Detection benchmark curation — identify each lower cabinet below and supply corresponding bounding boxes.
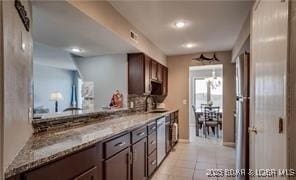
[147,150,157,177]
[73,166,98,180]
[132,138,147,180]
[23,146,97,180]
[104,147,131,180]
[7,112,180,180]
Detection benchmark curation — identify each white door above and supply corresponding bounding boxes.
[250,0,288,178]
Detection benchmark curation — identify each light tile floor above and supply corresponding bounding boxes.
[151,127,235,180]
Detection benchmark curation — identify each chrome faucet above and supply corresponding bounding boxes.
[145,95,156,112]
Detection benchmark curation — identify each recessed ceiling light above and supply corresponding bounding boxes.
[175,21,185,28]
[183,43,196,48]
[71,47,82,53]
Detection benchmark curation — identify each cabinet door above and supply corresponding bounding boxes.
[105,148,131,180]
[132,138,147,180]
[157,64,163,82]
[74,167,98,180]
[24,147,97,180]
[128,54,145,94]
[144,56,151,94]
[147,150,157,177]
[162,67,168,96]
[151,60,158,81]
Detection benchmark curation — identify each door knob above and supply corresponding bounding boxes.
[248,126,257,134]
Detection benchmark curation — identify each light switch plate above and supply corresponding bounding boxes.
[28,107,32,123]
[182,99,187,105]
[21,31,26,52]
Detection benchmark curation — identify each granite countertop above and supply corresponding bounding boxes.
[33,107,130,123]
[5,110,177,179]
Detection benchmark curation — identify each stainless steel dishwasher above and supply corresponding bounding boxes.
[157,117,166,166]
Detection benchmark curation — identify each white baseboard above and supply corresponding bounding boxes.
[179,139,190,143]
[222,141,235,147]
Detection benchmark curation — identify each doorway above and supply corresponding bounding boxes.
[189,64,223,142]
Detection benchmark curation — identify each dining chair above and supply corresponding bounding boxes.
[200,104,208,112]
[203,106,219,138]
[192,105,204,136]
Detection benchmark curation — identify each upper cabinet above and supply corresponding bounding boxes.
[162,67,168,96]
[128,53,168,96]
[157,64,163,82]
[128,53,150,95]
[151,60,158,81]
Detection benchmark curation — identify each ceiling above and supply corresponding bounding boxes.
[33,42,77,70]
[32,1,137,57]
[110,1,253,55]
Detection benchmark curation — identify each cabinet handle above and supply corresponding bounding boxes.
[151,160,157,165]
[151,126,156,130]
[115,142,126,147]
[150,140,156,145]
[137,132,145,136]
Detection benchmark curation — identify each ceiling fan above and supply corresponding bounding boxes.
[192,53,221,64]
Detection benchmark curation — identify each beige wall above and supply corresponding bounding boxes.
[232,12,251,62]
[67,1,167,66]
[2,1,33,171]
[165,51,236,143]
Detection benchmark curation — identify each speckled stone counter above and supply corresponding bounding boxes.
[5,110,177,179]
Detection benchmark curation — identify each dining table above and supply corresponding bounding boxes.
[195,107,223,137]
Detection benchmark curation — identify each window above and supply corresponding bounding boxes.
[211,79,223,109]
[194,78,208,110]
[194,78,223,111]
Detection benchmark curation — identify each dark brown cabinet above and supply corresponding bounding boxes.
[24,146,98,180]
[144,56,151,94]
[7,113,179,180]
[132,126,147,144]
[105,147,131,180]
[162,67,168,96]
[157,64,163,82]
[151,60,158,81]
[128,53,150,95]
[132,138,147,180]
[128,53,168,96]
[147,150,157,177]
[74,167,98,180]
[147,132,157,155]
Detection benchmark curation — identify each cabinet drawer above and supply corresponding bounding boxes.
[104,133,130,159]
[147,121,157,134]
[148,132,156,155]
[148,150,157,177]
[74,166,98,180]
[132,126,147,143]
[24,146,96,180]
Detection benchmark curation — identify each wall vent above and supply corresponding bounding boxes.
[130,30,138,43]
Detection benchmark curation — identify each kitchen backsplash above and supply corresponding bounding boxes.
[127,94,147,111]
